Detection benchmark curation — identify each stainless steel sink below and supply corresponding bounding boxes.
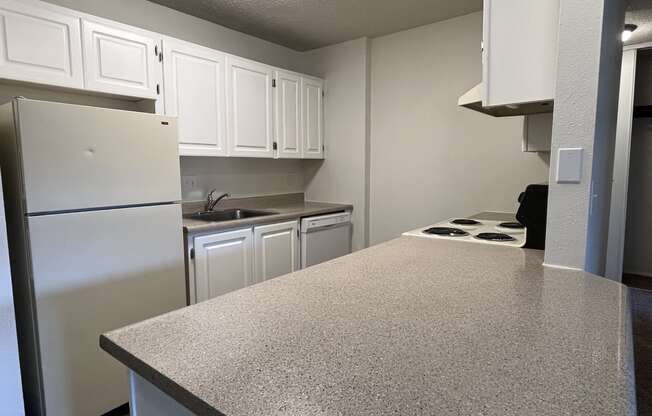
[185,208,277,222]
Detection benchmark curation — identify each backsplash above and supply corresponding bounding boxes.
[179,156,308,201]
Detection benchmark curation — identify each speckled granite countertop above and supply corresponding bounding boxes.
[182,193,352,234]
[101,234,636,415]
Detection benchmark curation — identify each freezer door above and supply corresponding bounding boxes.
[27,204,186,415]
[16,99,181,214]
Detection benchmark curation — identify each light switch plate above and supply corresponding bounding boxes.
[556,147,583,183]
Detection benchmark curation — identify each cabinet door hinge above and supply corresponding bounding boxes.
[272,79,276,88]
[190,248,195,259]
[156,84,160,95]
[273,141,278,150]
[322,90,325,98]
[159,52,163,62]
[154,45,158,56]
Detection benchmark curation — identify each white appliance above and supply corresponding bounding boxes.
[0,169,25,415]
[0,99,186,416]
[300,212,352,268]
[403,218,527,248]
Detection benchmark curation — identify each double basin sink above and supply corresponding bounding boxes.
[185,208,277,222]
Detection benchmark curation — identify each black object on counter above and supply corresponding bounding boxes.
[516,184,549,250]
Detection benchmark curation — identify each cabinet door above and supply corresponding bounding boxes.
[274,70,301,159]
[483,0,559,106]
[82,20,160,98]
[163,39,226,156]
[254,220,299,283]
[226,56,274,158]
[194,228,253,303]
[0,0,83,89]
[301,76,324,159]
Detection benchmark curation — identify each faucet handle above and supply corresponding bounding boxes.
[205,189,217,212]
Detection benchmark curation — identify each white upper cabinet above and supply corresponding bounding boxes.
[274,70,301,159]
[0,0,326,159]
[301,76,324,159]
[253,220,299,283]
[0,0,83,89]
[482,0,559,107]
[163,39,226,156]
[82,19,161,99]
[226,56,275,158]
[193,228,253,303]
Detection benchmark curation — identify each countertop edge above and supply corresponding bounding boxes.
[100,334,224,416]
[182,202,353,235]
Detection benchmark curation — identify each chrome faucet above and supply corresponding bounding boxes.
[204,189,230,212]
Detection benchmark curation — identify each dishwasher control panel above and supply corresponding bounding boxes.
[302,211,351,230]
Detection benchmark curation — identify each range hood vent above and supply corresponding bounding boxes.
[458,83,553,117]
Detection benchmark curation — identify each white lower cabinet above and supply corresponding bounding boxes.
[253,220,299,283]
[191,220,299,303]
[193,228,253,303]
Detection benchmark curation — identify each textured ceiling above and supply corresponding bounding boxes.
[625,0,652,45]
[147,0,483,51]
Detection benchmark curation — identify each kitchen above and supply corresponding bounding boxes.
[0,0,646,415]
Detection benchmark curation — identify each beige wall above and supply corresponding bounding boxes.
[369,12,550,244]
[302,38,371,251]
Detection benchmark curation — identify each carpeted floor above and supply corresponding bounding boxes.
[629,285,652,416]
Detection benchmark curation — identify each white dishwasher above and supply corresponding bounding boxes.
[300,211,352,268]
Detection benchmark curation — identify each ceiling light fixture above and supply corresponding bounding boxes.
[622,24,637,42]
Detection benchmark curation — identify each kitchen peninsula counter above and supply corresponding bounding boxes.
[101,235,636,415]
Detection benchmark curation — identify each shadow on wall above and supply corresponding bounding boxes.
[0,83,152,112]
[538,151,551,167]
[302,159,326,193]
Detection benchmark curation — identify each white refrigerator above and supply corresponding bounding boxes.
[0,98,187,416]
[0,169,25,415]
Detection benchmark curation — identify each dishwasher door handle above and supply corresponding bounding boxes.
[302,222,351,233]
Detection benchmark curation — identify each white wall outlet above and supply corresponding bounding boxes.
[556,147,583,183]
[182,175,198,191]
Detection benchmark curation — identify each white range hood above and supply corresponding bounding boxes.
[458,83,554,117]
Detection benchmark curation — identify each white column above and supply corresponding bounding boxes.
[544,0,626,275]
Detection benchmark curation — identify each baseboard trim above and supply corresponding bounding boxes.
[624,270,652,278]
